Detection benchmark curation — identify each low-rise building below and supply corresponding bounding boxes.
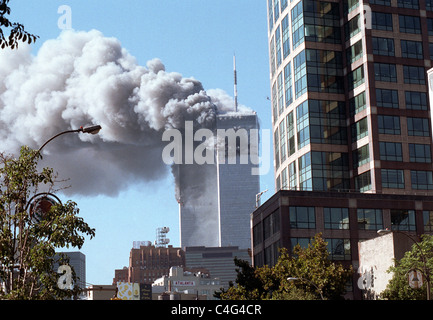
[358,231,414,299]
[152,266,221,300]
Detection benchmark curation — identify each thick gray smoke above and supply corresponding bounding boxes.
[0,29,250,197]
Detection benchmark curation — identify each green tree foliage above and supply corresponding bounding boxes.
[381,234,433,300]
[0,0,38,49]
[0,146,95,299]
[218,234,353,300]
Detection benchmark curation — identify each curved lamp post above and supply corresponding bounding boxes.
[36,125,102,155]
[287,277,324,300]
[377,228,431,300]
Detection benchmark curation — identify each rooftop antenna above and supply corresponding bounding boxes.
[233,53,238,113]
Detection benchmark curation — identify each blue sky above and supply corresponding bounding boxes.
[7,1,274,285]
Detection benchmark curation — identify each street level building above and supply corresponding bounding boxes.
[251,189,433,299]
[152,266,221,300]
[184,246,252,289]
[358,231,414,299]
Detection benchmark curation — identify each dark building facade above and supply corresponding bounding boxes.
[251,189,433,298]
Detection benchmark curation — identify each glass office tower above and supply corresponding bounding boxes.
[268,0,433,196]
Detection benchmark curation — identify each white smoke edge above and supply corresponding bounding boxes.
[0,29,256,198]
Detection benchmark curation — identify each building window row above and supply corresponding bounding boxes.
[381,169,433,190]
[289,206,422,232]
[377,115,430,137]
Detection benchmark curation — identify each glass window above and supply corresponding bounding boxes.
[344,0,360,13]
[370,0,391,4]
[391,209,416,231]
[272,82,278,123]
[275,26,282,68]
[287,111,295,156]
[292,0,304,49]
[379,141,403,161]
[405,91,427,110]
[403,65,426,84]
[278,72,284,115]
[411,170,433,190]
[357,209,383,230]
[403,66,425,84]
[298,152,312,190]
[355,171,371,192]
[304,1,341,44]
[398,0,419,9]
[268,0,274,33]
[290,238,312,251]
[372,37,394,57]
[429,43,433,60]
[376,89,398,108]
[409,143,431,163]
[428,0,433,11]
[382,169,405,188]
[274,129,280,169]
[372,12,393,31]
[345,14,361,40]
[350,91,366,115]
[348,66,364,90]
[324,208,349,229]
[289,160,297,189]
[351,117,368,141]
[308,99,347,145]
[347,40,363,65]
[407,117,430,136]
[296,100,310,149]
[326,238,351,260]
[289,206,315,229]
[401,40,423,59]
[279,119,287,162]
[284,63,293,108]
[353,144,370,168]
[428,18,433,35]
[399,15,421,34]
[274,0,280,22]
[294,50,307,98]
[282,14,291,59]
[305,49,344,94]
[423,211,433,232]
[309,151,350,191]
[374,63,397,82]
[378,115,400,135]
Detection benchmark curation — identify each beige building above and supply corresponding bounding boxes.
[152,266,222,300]
[358,231,414,299]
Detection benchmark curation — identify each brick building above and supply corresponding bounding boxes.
[112,244,185,285]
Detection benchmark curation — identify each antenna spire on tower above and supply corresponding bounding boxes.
[233,53,238,113]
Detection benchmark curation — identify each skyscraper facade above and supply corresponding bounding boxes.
[177,113,260,249]
[268,0,433,196]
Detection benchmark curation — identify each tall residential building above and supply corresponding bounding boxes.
[268,0,433,195]
[177,113,260,249]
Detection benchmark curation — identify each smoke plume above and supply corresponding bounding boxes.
[0,29,250,197]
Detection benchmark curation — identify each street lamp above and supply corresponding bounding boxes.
[36,125,102,155]
[377,228,431,300]
[287,277,324,300]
